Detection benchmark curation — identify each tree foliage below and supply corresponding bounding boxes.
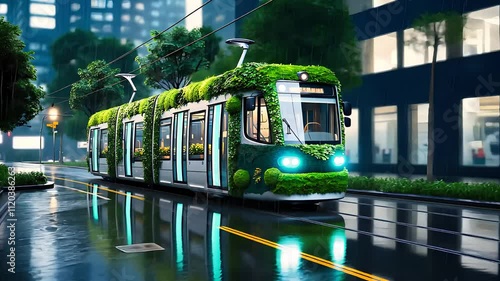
[69,60,124,117]
[239,0,361,89]
[409,11,466,181]
[136,26,221,90]
[48,29,150,140]
[0,17,45,131]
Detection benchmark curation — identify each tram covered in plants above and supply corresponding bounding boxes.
[87,40,352,201]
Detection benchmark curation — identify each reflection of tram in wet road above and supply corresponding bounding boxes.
[87,181,353,281]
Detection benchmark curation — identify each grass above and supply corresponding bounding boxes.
[43,161,87,168]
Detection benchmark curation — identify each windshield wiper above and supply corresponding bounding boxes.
[282,118,303,145]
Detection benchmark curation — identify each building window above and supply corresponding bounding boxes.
[135,2,145,10]
[71,3,80,11]
[159,118,171,160]
[345,109,359,164]
[91,0,107,8]
[346,0,396,15]
[152,20,159,27]
[100,129,108,158]
[409,104,428,165]
[29,43,41,50]
[245,96,272,144]
[102,24,112,33]
[122,0,131,9]
[107,0,113,8]
[122,14,130,22]
[362,32,397,74]
[404,27,447,67]
[91,12,103,21]
[189,112,205,160]
[462,96,499,167]
[134,15,145,24]
[0,4,8,14]
[373,106,397,164]
[30,3,56,16]
[70,15,81,23]
[464,6,500,57]
[30,16,56,29]
[105,13,113,21]
[134,122,144,161]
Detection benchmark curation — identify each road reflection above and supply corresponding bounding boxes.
[85,182,349,281]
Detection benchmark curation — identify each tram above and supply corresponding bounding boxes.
[87,39,352,201]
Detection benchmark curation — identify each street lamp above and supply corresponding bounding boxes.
[39,107,59,164]
[115,73,137,104]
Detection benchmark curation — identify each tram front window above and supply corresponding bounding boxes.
[302,102,340,144]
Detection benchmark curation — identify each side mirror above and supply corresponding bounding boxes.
[342,101,352,116]
[344,117,351,128]
[245,97,256,111]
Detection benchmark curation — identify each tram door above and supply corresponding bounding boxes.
[173,111,188,183]
[124,122,133,177]
[89,128,99,172]
[207,104,228,190]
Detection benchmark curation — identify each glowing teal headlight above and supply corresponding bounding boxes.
[333,156,345,166]
[279,156,301,169]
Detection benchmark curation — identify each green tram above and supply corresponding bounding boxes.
[87,41,352,202]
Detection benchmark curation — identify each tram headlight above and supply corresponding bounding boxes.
[279,156,301,169]
[333,156,345,167]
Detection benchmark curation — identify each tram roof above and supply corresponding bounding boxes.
[88,62,340,128]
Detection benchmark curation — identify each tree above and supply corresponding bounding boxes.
[136,26,221,90]
[69,60,124,117]
[409,12,466,181]
[48,29,150,140]
[0,17,45,131]
[240,0,361,89]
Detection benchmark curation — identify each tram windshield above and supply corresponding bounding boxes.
[277,81,341,145]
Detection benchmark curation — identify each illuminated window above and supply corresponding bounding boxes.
[29,43,41,50]
[134,15,144,24]
[462,96,500,167]
[107,0,113,8]
[91,12,103,21]
[102,24,112,33]
[345,109,359,164]
[100,129,108,158]
[71,3,80,11]
[134,122,144,161]
[0,4,8,14]
[122,0,131,9]
[122,14,130,21]
[159,119,171,160]
[105,13,113,21]
[245,96,272,143]
[70,15,81,23]
[189,112,205,160]
[30,3,56,16]
[136,2,145,10]
[464,6,500,56]
[373,106,397,164]
[30,16,56,29]
[409,104,428,165]
[362,32,397,74]
[91,0,106,8]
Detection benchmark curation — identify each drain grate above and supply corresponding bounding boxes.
[115,243,165,253]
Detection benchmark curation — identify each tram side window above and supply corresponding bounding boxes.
[134,122,144,161]
[189,112,205,160]
[159,118,171,160]
[100,129,108,158]
[245,96,272,143]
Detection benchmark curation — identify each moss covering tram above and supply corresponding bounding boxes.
[87,62,352,201]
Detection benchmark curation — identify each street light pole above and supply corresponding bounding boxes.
[53,127,56,163]
[39,115,47,164]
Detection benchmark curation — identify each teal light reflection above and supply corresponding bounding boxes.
[331,229,346,264]
[176,203,184,272]
[125,192,132,245]
[92,184,99,221]
[277,237,301,274]
[211,212,222,281]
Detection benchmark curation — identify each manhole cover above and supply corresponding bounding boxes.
[115,243,165,253]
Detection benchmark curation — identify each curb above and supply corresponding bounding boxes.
[1,181,55,192]
[347,189,500,209]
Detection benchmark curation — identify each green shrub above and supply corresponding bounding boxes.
[348,176,500,202]
[233,169,250,189]
[0,164,8,186]
[264,168,281,187]
[226,96,242,114]
[273,170,348,195]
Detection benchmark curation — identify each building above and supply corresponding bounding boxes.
[342,0,500,178]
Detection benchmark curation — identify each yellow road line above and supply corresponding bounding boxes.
[51,176,145,201]
[220,226,389,281]
[57,185,111,201]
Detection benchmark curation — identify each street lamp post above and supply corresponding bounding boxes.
[39,107,59,164]
[39,115,47,164]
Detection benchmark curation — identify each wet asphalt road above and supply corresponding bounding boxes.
[0,163,499,281]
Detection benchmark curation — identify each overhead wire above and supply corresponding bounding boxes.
[43,0,213,100]
[49,0,275,109]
